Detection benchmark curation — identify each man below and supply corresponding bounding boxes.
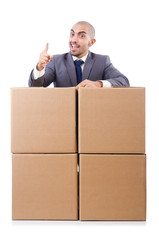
[28,21,129,88]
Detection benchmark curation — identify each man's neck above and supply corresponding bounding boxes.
[72,52,89,62]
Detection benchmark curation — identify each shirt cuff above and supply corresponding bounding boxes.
[100,80,112,88]
[32,65,45,80]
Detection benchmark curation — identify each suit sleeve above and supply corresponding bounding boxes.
[28,58,56,87]
[104,56,130,87]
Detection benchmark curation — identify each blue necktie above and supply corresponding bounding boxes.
[74,60,84,84]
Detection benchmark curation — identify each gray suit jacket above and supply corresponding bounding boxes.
[28,51,129,87]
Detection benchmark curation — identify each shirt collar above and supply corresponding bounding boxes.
[72,52,88,63]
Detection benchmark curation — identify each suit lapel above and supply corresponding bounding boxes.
[82,52,95,80]
[65,51,95,86]
[65,52,77,86]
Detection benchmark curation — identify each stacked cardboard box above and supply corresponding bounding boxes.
[11,87,78,220]
[78,88,146,220]
[11,87,146,220]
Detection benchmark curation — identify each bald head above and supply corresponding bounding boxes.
[69,21,96,58]
[74,21,95,39]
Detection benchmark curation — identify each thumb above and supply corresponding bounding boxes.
[49,55,53,60]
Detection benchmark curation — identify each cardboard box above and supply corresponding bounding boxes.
[11,87,77,153]
[78,88,145,153]
[12,154,78,220]
[79,154,146,221]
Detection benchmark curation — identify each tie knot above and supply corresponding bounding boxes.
[74,60,84,66]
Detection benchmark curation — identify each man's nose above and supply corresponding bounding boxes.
[72,34,78,42]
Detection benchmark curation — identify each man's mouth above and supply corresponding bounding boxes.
[71,44,79,50]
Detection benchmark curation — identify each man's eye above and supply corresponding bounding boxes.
[80,34,84,38]
[70,32,74,37]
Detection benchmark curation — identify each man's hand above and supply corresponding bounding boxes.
[37,43,53,71]
[76,79,103,89]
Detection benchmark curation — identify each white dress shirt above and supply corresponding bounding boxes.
[33,53,112,88]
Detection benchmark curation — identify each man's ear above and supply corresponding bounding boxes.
[89,39,96,47]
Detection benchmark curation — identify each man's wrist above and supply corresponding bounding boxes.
[100,80,112,88]
[33,64,45,80]
[36,63,44,71]
[97,80,103,87]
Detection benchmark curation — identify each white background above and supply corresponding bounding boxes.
[0,0,159,239]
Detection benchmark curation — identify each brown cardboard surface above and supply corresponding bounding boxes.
[12,154,78,220]
[79,154,146,221]
[11,87,77,153]
[78,87,145,153]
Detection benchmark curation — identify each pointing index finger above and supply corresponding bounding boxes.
[45,42,49,52]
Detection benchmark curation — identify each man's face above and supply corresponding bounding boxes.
[69,24,95,58]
